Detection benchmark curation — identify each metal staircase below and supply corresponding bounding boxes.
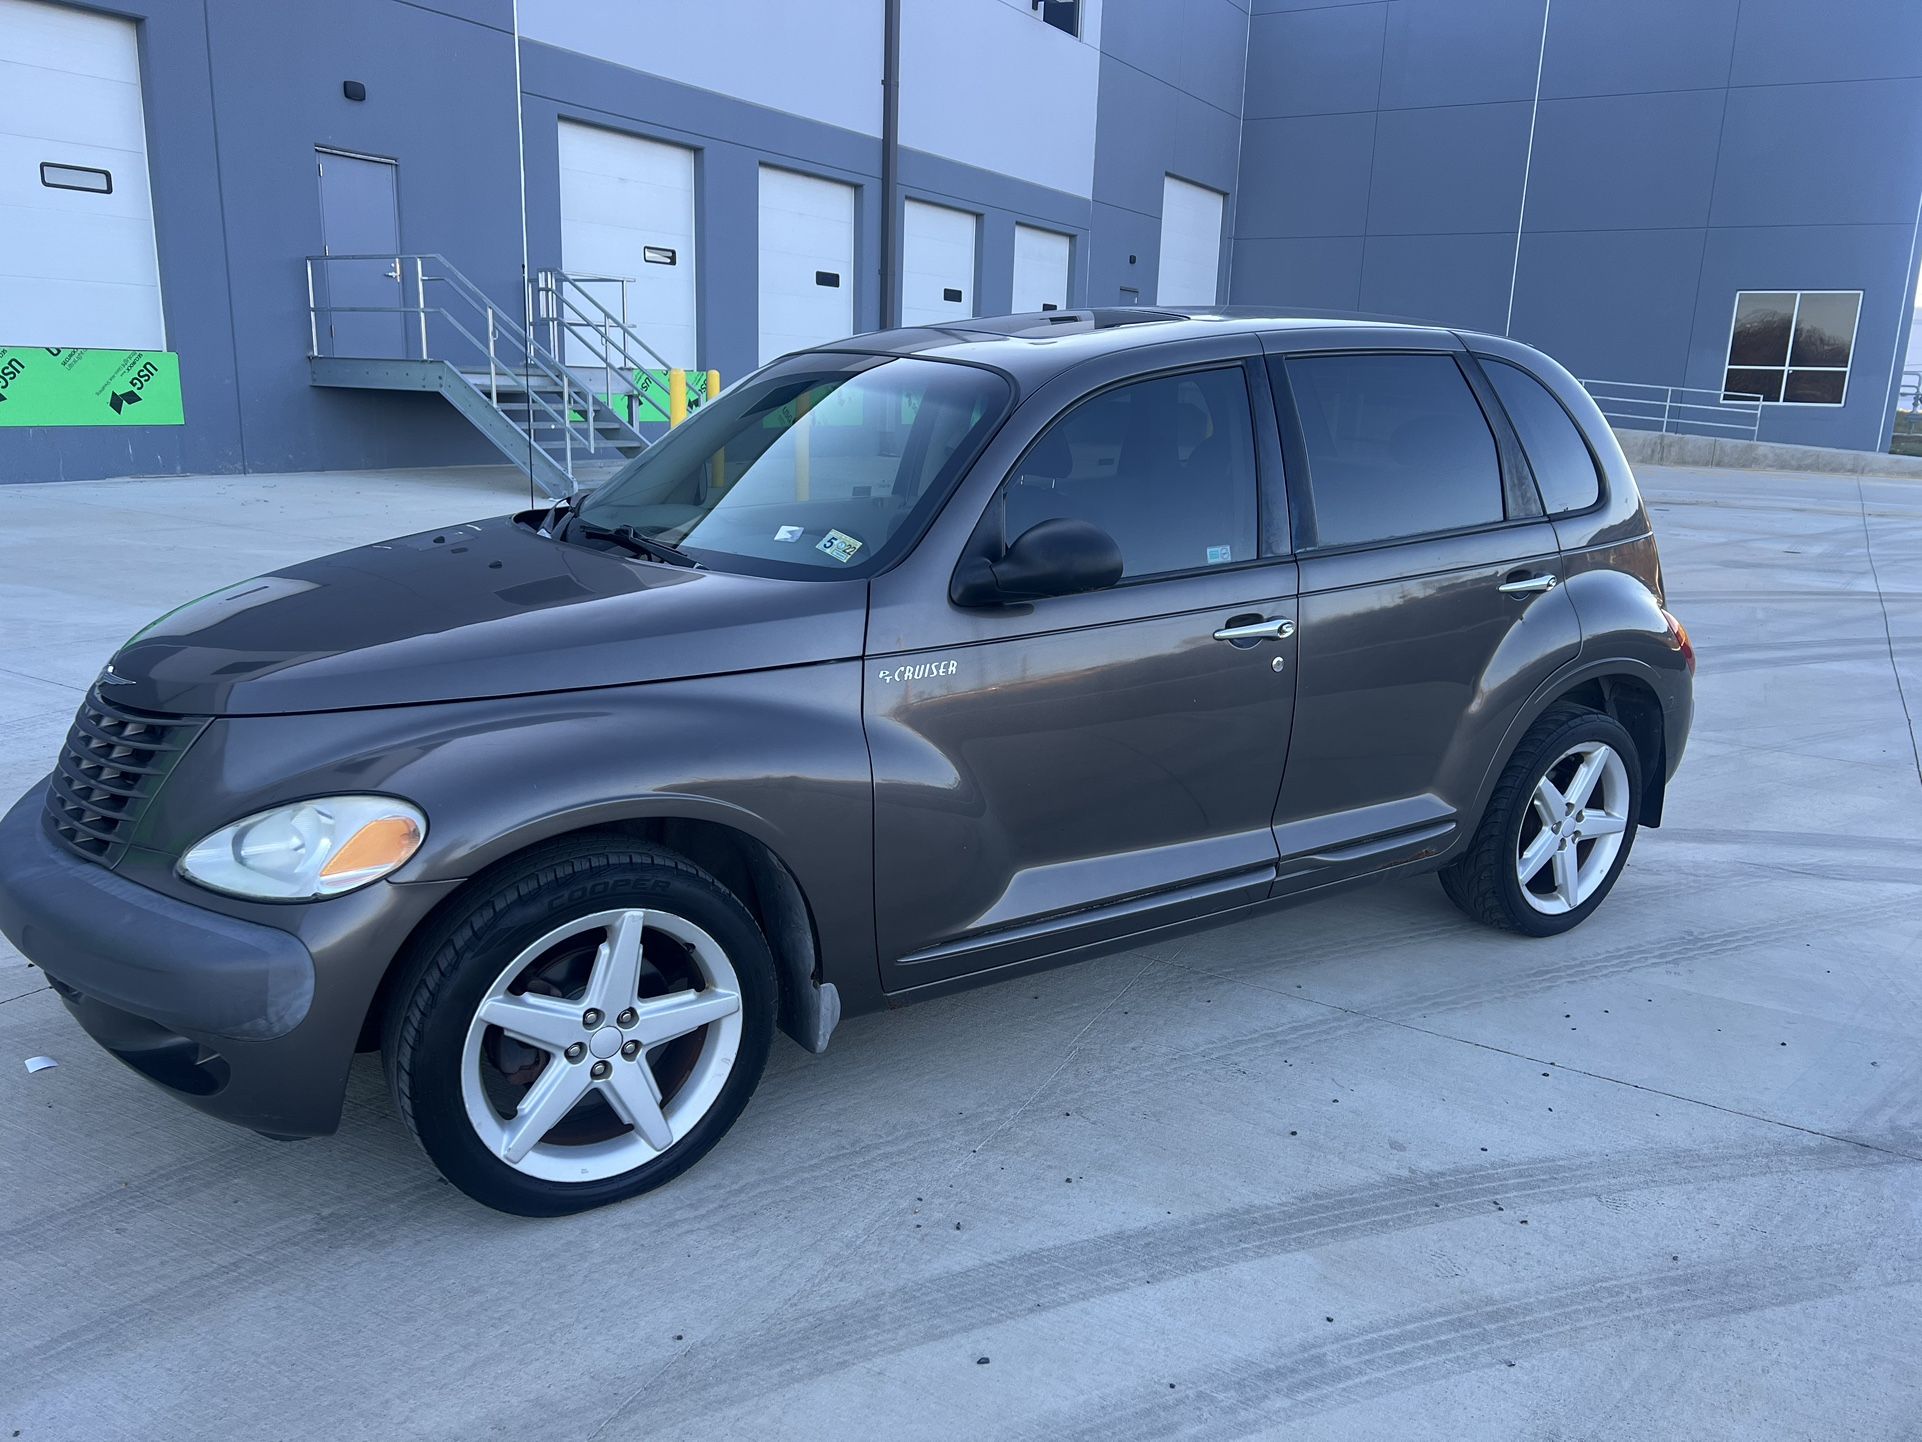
[305,254,663,498]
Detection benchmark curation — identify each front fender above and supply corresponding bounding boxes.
[123,665,881,1015]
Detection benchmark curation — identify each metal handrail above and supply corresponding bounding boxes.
[1579,378,1764,441]
[306,253,642,486]
[535,269,675,402]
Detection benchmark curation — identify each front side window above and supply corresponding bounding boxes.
[1484,359,1602,516]
[1724,290,1861,406]
[996,366,1258,580]
[577,355,1010,578]
[1283,353,1505,549]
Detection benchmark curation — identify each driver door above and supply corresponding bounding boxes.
[865,342,1299,992]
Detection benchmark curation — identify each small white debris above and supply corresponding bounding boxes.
[24,1056,57,1074]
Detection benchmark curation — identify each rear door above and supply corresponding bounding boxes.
[1264,334,1581,891]
[866,338,1298,991]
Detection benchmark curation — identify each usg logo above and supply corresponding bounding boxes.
[0,356,23,403]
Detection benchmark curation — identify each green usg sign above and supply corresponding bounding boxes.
[0,347,185,427]
[630,368,709,425]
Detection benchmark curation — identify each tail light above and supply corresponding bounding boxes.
[1660,608,1694,675]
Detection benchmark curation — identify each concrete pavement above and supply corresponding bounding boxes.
[0,462,1917,1439]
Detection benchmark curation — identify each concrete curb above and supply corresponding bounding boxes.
[1613,427,1922,481]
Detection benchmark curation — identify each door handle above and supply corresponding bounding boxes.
[1213,617,1296,643]
[1498,573,1558,596]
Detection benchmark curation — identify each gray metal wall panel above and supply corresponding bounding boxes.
[1087,199,1162,305]
[1360,231,1514,332]
[1377,0,1544,109]
[1243,3,1384,118]
[1229,235,1363,309]
[1730,0,1922,86]
[1365,102,1532,236]
[1524,89,1726,233]
[1711,78,1922,229]
[1509,227,1708,385]
[1235,113,1375,238]
[1539,0,1739,98]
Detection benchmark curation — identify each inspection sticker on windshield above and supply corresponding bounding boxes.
[774,525,804,543]
[817,529,863,564]
[1207,544,1232,565]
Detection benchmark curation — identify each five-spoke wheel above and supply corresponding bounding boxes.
[1441,705,1644,936]
[384,842,774,1215]
[461,908,745,1180]
[1514,740,1631,915]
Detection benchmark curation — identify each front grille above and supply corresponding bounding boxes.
[44,688,207,865]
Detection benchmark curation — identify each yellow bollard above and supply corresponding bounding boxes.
[794,387,814,500]
[668,368,688,426]
[706,369,721,403]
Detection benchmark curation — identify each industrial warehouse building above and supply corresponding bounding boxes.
[1,0,1918,487]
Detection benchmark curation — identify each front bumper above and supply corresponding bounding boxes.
[0,782,455,1138]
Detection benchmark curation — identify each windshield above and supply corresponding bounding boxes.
[574,354,1011,579]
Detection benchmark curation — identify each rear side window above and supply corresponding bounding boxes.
[1282,353,1504,549]
[1484,359,1602,515]
[999,366,1258,579]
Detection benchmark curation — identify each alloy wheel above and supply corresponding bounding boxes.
[459,908,744,1182]
[1515,740,1631,915]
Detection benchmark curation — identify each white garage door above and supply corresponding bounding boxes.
[0,0,163,348]
[1011,224,1072,313]
[558,121,698,370]
[758,166,855,365]
[1156,175,1225,306]
[900,199,976,327]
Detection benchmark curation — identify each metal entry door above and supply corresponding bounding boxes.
[316,150,404,358]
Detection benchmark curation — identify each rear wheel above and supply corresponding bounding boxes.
[383,843,775,1215]
[1440,706,1643,936]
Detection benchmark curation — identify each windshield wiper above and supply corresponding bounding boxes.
[566,514,700,568]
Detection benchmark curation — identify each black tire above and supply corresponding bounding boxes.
[381,838,775,1216]
[1440,705,1644,937]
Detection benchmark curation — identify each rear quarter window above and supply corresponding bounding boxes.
[1483,358,1603,516]
[1281,352,1505,549]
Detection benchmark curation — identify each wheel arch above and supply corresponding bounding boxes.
[358,813,839,1059]
[1463,658,1675,851]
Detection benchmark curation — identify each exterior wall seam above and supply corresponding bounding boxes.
[1504,0,1553,335]
[1676,0,1742,402]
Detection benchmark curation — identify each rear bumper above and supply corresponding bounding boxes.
[0,781,456,1138]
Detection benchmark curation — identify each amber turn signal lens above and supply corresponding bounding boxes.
[320,814,424,884]
[1660,607,1695,675]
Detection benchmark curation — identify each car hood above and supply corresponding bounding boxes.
[103,515,870,716]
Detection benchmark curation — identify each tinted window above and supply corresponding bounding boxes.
[1485,359,1601,515]
[999,366,1257,579]
[1723,289,1860,407]
[1284,353,1503,549]
[580,355,1008,579]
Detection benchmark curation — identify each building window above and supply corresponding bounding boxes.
[1723,290,1861,406]
[1032,0,1080,37]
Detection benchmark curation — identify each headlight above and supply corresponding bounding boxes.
[178,796,426,900]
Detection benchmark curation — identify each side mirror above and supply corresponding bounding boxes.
[951,517,1124,606]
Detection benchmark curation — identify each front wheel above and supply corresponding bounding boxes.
[1440,705,1643,936]
[382,843,775,1216]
